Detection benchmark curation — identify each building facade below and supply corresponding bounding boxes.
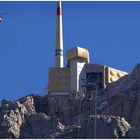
[48,46,128,95]
[47,2,128,95]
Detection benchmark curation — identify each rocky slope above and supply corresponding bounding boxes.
[0,96,131,138]
[1,63,140,138]
[102,63,140,138]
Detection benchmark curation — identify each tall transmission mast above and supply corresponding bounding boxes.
[55,1,64,68]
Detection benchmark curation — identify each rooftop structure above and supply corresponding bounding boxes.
[67,47,90,63]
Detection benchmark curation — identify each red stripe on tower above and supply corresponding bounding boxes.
[57,1,61,16]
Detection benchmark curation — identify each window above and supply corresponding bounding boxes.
[86,72,103,91]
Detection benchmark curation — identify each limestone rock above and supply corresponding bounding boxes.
[20,113,64,139]
[103,63,140,127]
[56,115,132,139]
[0,96,35,138]
[18,96,36,114]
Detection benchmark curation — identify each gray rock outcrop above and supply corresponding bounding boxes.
[20,113,65,138]
[103,64,140,126]
[56,115,131,138]
[0,100,28,138]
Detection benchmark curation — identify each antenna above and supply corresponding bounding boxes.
[55,1,64,68]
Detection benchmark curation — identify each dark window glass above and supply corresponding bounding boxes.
[86,72,103,92]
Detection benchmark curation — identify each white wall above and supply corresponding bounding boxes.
[70,59,85,92]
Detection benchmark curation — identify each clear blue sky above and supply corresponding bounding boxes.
[0,1,140,100]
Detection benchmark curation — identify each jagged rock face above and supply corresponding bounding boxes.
[103,63,140,128]
[18,96,36,114]
[0,96,36,138]
[56,115,131,139]
[33,93,92,122]
[0,101,26,138]
[0,96,65,139]
[33,95,77,121]
[44,96,75,121]
[20,113,64,138]
[0,95,133,139]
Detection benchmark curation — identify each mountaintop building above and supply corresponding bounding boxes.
[47,1,128,96]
